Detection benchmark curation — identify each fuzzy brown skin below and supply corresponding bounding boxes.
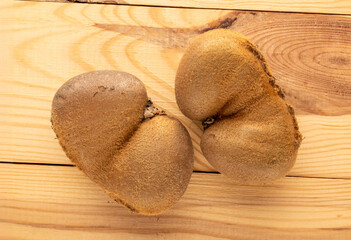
[175,29,301,184]
[52,70,194,215]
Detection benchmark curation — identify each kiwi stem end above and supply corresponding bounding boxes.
[143,98,166,120]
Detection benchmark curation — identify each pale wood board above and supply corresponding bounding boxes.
[32,0,351,15]
[1,1,351,177]
[1,163,351,239]
[2,1,351,239]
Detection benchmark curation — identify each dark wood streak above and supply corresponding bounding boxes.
[198,12,238,33]
[94,11,239,48]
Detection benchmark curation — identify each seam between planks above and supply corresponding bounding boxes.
[2,161,351,181]
[21,0,351,17]
[0,161,74,167]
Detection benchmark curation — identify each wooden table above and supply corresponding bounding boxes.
[1,0,351,239]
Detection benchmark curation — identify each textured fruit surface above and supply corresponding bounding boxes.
[175,29,301,184]
[52,70,194,215]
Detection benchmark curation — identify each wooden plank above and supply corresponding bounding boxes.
[2,113,351,178]
[1,1,351,176]
[1,163,351,239]
[32,0,351,15]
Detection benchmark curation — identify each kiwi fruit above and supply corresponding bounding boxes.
[175,29,302,184]
[51,70,194,215]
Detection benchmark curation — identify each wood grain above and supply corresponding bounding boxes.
[1,163,351,239]
[33,0,351,15]
[1,1,351,176]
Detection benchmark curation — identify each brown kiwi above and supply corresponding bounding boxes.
[51,70,194,215]
[175,29,302,184]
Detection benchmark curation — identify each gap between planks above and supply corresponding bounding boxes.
[24,0,351,16]
[1,161,351,181]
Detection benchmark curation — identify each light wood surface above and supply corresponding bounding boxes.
[37,0,351,15]
[1,1,351,177]
[2,1,351,239]
[1,163,351,239]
